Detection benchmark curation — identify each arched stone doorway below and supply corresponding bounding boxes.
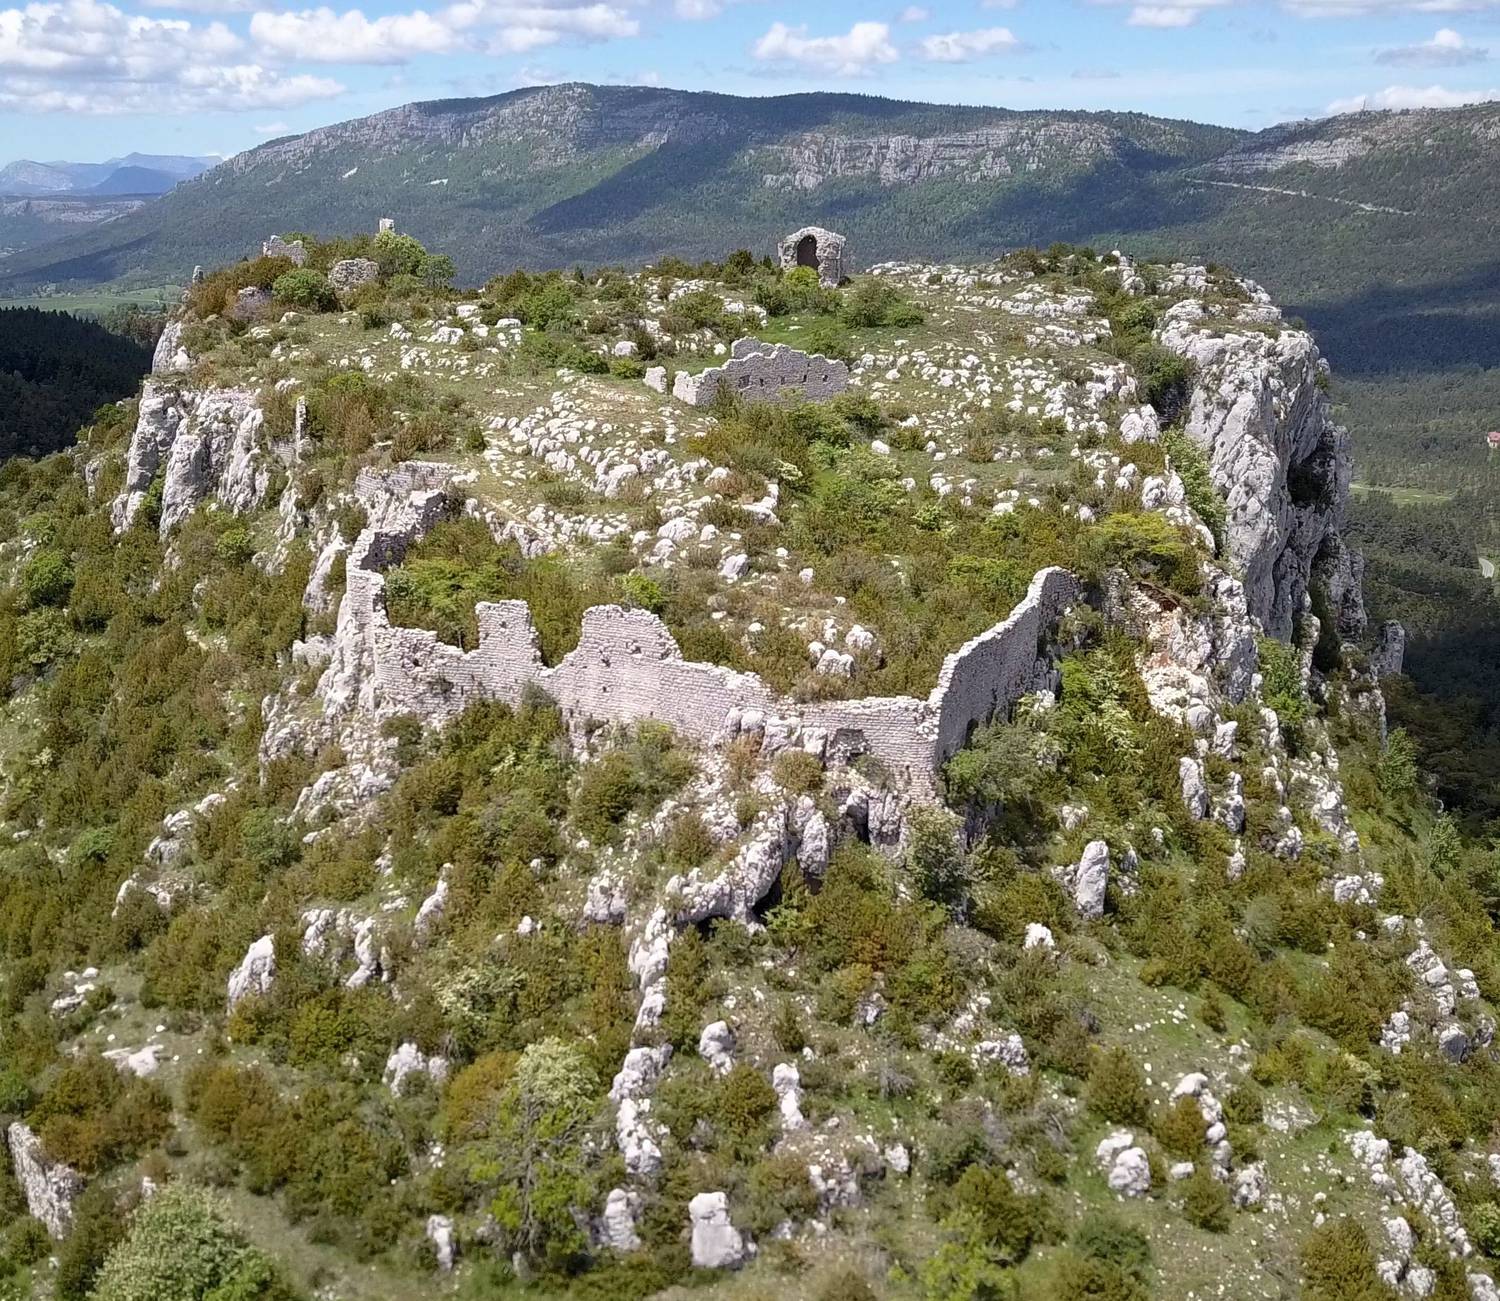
[795,234,819,270]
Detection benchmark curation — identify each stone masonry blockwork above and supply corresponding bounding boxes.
[671,338,849,408]
[329,467,1078,794]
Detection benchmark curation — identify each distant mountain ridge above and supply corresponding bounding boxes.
[0,153,215,198]
[2,84,1498,457]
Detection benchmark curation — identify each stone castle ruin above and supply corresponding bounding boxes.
[779,226,846,288]
[307,464,1078,800]
[665,338,849,408]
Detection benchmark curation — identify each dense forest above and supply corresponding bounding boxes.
[0,309,151,460]
[1347,488,1500,819]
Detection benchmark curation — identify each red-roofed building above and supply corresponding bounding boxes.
[1488,431,1500,448]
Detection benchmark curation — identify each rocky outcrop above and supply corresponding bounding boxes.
[1096,1131,1151,1198]
[111,382,271,535]
[1370,620,1405,679]
[151,320,191,375]
[226,934,275,1007]
[1053,839,1109,918]
[6,1122,82,1237]
[1159,299,1361,641]
[688,1191,752,1269]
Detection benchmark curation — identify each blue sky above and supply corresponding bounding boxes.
[3,0,1500,163]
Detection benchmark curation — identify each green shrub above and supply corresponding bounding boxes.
[1131,343,1194,423]
[1086,1047,1149,1126]
[1179,1168,1230,1232]
[717,1064,778,1153]
[1054,1212,1153,1301]
[662,811,714,869]
[92,1183,298,1301]
[1162,428,1226,548]
[271,269,335,312]
[1154,1096,1206,1160]
[1085,511,1202,597]
[840,279,924,329]
[772,749,824,795]
[1471,1202,1500,1257]
[1300,1218,1388,1301]
[482,1037,599,1266]
[1378,728,1420,800]
[1258,636,1308,727]
[21,547,73,608]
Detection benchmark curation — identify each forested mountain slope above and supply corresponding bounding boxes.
[0,309,149,460]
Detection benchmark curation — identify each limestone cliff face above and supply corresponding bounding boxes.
[1159,298,1364,642]
[111,380,273,536]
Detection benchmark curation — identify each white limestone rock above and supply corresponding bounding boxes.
[1053,839,1109,919]
[384,1042,450,1095]
[426,1214,456,1271]
[772,1062,807,1131]
[697,1021,736,1076]
[1096,1131,1151,1198]
[599,1187,641,1253]
[151,319,192,375]
[689,1190,752,1269]
[1179,756,1209,820]
[1023,922,1056,951]
[226,934,275,1007]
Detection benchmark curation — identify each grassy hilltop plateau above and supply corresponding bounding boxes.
[0,224,1499,1301]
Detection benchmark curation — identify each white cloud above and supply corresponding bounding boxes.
[1326,82,1500,111]
[139,0,258,11]
[918,26,1020,61]
[675,0,720,17]
[250,6,460,61]
[1376,27,1487,65]
[1129,2,1222,26]
[979,0,1016,7]
[896,4,928,21]
[1285,0,1500,14]
[0,0,343,112]
[249,0,635,64]
[752,20,897,75]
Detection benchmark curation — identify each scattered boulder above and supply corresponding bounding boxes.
[1053,840,1109,918]
[1023,922,1056,950]
[426,1214,456,1271]
[598,1188,641,1253]
[1096,1131,1151,1198]
[697,1021,736,1076]
[772,1063,806,1131]
[689,1190,751,1269]
[384,1042,450,1095]
[226,934,275,1007]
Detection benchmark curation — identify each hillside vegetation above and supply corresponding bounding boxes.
[0,230,1495,1301]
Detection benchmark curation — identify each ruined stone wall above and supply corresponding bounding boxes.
[671,339,848,408]
[929,567,1080,765]
[335,471,1077,791]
